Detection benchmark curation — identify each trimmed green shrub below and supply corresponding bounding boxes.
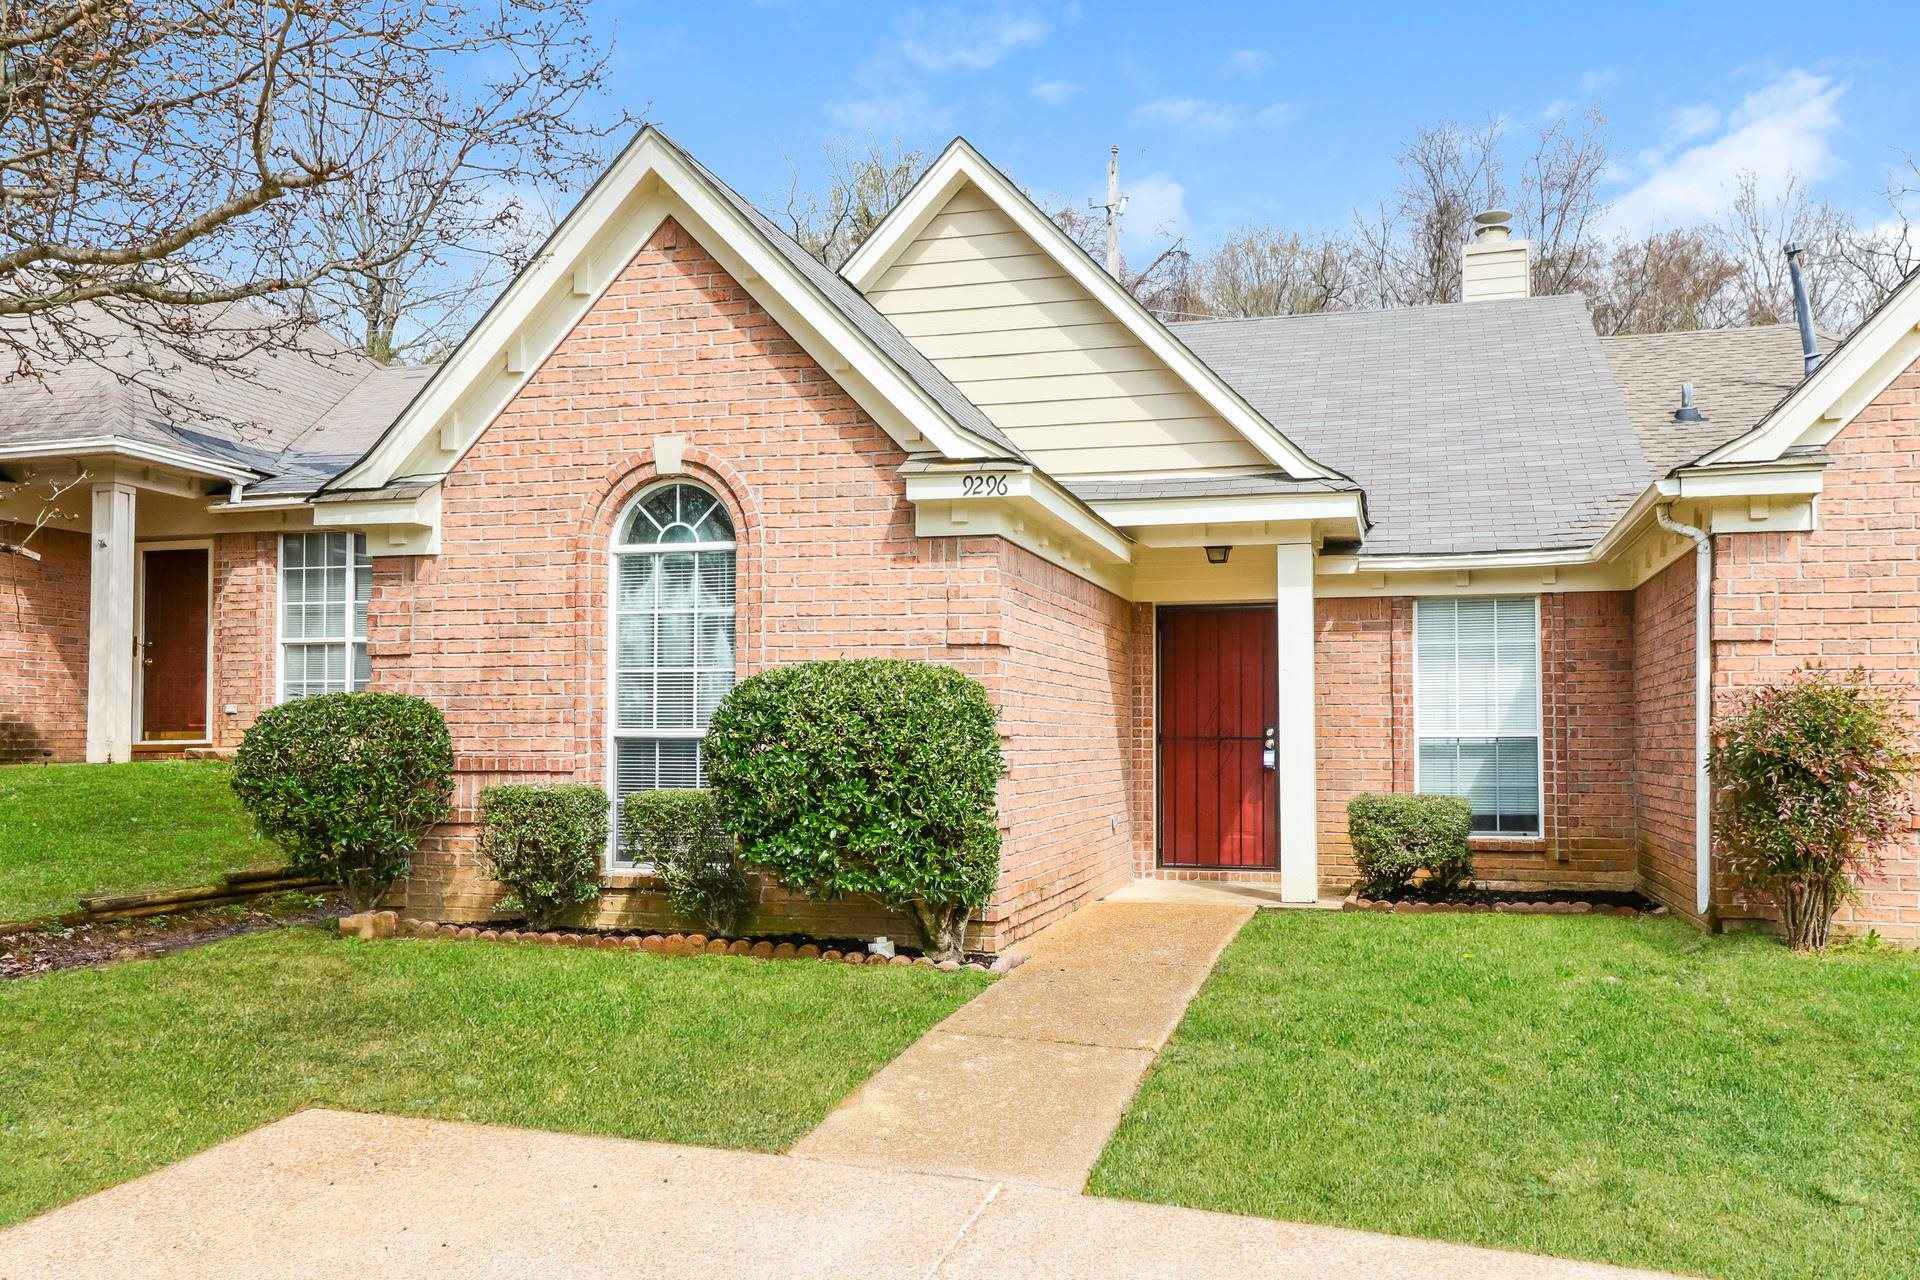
[1711,667,1912,951]
[622,788,745,936]
[703,658,1003,961]
[1347,792,1474,897]
[231,692,454,911]
[477,783,609,930]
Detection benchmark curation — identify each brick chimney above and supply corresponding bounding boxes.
[1461,209,1531,302]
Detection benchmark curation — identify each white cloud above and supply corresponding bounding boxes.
[1224,48,1271,78]
[894,7,1051,72]
[829,6,1055,136]
[1131,96,1292,135]
[1579,67,1621,95]
[1030,78,1081,105]
[1133,97,1242,134]
[1121,172,1187,253]
[1604,70,1846,234]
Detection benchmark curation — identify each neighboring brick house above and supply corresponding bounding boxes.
[4,128,1918,946]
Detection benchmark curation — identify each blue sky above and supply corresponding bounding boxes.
[592,1,1916,258]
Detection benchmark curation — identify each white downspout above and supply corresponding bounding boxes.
[1655,505,1713,917]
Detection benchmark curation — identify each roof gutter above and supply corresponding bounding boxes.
[1654,503,1714,918]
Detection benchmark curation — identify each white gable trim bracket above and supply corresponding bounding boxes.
[322,129,1019,501]
[901,460,1134,595]
[842,139,1351,485]
[1696,270,1920,467]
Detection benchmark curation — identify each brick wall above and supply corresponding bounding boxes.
[210,532,277,750]
[1,527,89,761]
[1632,554,1700,921]
[1708,355,1920,942]
[1127,592,1638,895]
[1307,592,1637,894]
[373,217,1139,949]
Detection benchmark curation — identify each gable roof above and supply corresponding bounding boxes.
[0,301,413,487]
[841,137,1350,484]
[1692,265,1920,469]
[326,127,1025,495]
[1601,325,1806,476]
[1172,295,1649,556]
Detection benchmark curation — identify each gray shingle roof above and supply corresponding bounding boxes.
[1061,473,1360,502]
[1600,325,1806,475]
[1172,295,1650,556]
[662,130,1026,463]
[0,303,433,495]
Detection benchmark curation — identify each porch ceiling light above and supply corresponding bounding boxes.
[1204,545,1233,565]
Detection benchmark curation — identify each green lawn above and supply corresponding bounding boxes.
[0,761,278,922]
[1090,912,1919,1280]
[0,926,987,1227]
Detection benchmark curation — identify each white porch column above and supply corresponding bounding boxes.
[1275,539,1318,902]
[85,479,138,762]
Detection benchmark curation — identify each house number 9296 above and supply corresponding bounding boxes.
[961,474,1009,496]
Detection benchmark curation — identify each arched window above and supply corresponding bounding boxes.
[611,482,736,828]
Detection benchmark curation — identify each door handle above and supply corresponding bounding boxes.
[1263,726,1276,770]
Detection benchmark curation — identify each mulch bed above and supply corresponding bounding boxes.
[1342,886,1661,916]
[348,912,1005,970]
[0,893,345,980]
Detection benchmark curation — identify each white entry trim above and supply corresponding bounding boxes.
[133,539,215,746]
[1274,540,1318,902]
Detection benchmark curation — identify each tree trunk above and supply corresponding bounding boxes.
[906,901,970,964]
[1780,876,1840,952]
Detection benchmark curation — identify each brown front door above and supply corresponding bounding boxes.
[1158,605,1278,868]
[140,548,209,740]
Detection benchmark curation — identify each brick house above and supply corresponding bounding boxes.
[4,129,1918,947]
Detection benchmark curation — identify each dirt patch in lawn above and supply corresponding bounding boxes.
[0,892,345,980]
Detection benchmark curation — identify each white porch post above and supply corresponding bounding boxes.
[85,479,138,762]
[1275,539,1318,902]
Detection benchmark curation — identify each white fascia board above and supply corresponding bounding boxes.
[1090,490,1364,530]
[0,436,255,486]
[842,139,1348,483]
[902,466,1133,564]
[310,484,441,555]
[1670,460,1826,500]
[1696,273,1920,467]
[328,131,1012,494]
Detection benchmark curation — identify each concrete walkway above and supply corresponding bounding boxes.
[790,899,1252,1189]
[0,1109,1678,1280]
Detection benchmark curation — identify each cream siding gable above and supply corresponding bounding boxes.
[863,187,1266,478]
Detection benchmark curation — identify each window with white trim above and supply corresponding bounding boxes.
[279,532,370,700]
[1413,597,1541,835]
[611,483,736,841]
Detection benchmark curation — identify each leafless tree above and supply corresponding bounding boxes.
[1515,108,1609,299]
[0,466,86,558]
[1352,118,1504,306]
[1822,155,1920,325]
[1710,172,1858,329]
[1199,224,1352,318]
[1589,228,1740,336]
[781,139,926,271]
[0,0,628,375]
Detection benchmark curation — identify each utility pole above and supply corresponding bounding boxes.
[1088,145,1127,277]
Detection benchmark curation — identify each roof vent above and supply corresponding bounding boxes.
[1673,383,1705,423]
[1461,209,1531,302]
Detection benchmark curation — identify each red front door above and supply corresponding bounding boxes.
[140,548,209,740]
[1158,606,1277,868]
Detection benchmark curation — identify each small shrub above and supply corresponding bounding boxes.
[704,658,1004,962]
[231,692,454,911]
[1711,667,1912,951]
[622,789,744,936]
[1347,792,1474,897]
[477,783,609,930]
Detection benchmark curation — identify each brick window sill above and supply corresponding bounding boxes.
[601,870,661,892]
[1469,835,1547,854]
